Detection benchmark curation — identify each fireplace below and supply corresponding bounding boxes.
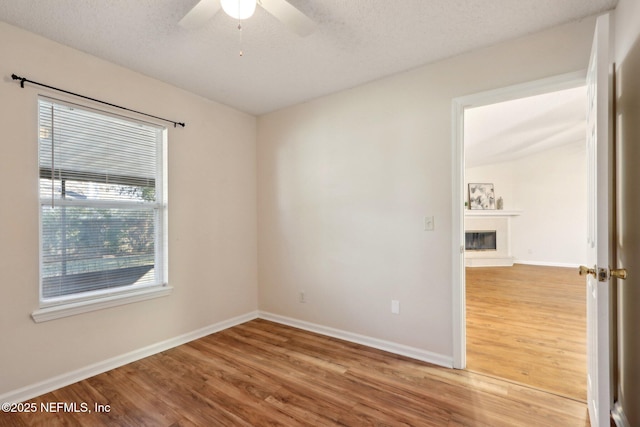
[465,231,497,251]
[464,211,520,267]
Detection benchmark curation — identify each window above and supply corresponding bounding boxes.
[34,97,169,321]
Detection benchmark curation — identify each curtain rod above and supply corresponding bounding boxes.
[11,73,185,128]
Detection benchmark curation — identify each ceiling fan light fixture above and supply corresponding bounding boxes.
[221,0,257,20]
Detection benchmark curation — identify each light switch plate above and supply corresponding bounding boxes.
[424,216,434,231]
[391,300,400,314]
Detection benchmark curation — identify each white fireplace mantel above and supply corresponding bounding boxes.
[464,210,522,267]
[464,210,522,217]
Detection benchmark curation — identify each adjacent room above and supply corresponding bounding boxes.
[463,87,588,401]
[1,0,638,426]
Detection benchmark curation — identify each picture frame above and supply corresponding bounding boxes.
[468,183,495,210]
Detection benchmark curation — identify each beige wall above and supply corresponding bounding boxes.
[613,0,640,424]
[0,22,258,396]
[257,17,597,358]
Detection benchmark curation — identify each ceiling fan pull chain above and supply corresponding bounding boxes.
[238,20,244,56]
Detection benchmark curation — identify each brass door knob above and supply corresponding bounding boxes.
[579,265,597,277]
[579,265,627,280]
[610,268,628,280]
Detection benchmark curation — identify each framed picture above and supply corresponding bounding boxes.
[468,183,495,210]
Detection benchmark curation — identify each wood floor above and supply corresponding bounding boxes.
[466,264,587,402]
[2,318,589,426]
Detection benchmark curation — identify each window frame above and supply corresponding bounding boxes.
[32,96,171,322]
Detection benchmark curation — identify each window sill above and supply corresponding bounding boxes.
[31,285,173,323]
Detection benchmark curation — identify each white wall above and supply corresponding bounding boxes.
[257,17,597,361]
[465,141,587,266]
[0,23,258,397]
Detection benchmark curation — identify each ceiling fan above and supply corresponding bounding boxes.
[179,0,316,37]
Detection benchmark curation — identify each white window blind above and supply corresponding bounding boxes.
[38,97,166,305]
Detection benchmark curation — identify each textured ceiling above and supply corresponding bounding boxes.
[0,0,617,115]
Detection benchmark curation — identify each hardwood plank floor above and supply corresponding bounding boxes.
[0,319,589,426]
[466,264,587,402]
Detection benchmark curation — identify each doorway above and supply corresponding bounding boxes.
[451,73,589,400]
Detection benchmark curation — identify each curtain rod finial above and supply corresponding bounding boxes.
[12,74,26,88]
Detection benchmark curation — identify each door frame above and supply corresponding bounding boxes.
[451,71,588,369]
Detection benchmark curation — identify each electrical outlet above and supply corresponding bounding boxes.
[391,300,400,314]
[299,291,306,303]
[424,216,434,231]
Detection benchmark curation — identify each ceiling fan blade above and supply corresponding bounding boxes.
[259,0,316,37]
[179,0,222,29]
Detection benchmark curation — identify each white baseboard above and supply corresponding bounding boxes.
[258,311,453,368]
[0,311,259,404]
[514,260,580,269]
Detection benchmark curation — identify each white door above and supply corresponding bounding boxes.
[584,13,613,427]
